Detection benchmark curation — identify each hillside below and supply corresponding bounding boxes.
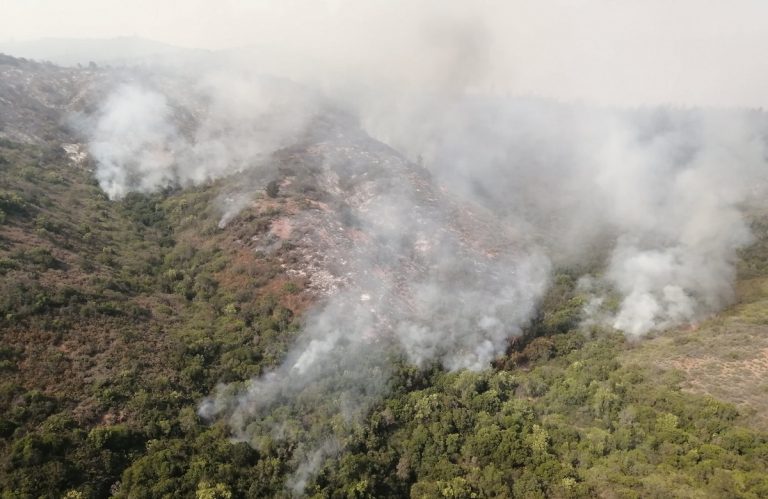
[2,54,768,498]
[0,38,210,68]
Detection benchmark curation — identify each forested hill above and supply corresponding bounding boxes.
[2,53,768,498]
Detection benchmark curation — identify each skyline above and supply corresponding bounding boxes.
[2,1,768,108]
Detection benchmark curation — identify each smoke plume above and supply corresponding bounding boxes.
[85,69,319,200]
[379,103,768,336]
[75,5,768,492]
[195,125,552,489]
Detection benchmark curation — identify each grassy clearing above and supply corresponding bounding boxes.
[623,218,768,431]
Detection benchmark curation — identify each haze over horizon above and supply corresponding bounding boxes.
[2,0,768,108]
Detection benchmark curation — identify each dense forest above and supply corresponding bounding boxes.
[2,136,768,498]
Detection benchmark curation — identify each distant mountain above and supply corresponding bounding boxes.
[0,36,211,67]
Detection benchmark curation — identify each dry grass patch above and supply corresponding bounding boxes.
[622,277,768,430]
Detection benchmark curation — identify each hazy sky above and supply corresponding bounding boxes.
[2,0,768,107]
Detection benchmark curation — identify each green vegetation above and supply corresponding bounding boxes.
[1,139,768,498]
[0,141,302,497]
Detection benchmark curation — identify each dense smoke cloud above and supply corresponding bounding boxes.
[369,101,768,336]
[87,84,180,199]
[77,4,768,492]
[85,70,319,199]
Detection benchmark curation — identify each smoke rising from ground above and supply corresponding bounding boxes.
[87,84,180,199]
[370,102,768,336]
[76,5,768,492]
[85,70,319,200]
[195,127,551,489]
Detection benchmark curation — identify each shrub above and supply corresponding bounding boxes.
[266,180,280,198]
[0,190,28,215]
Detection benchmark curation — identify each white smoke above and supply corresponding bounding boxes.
[366,100,768,336]
[88,84,181,199]
[74,6,768,493]
[85,69,320,200]
[585,110,764,335]
[83,69,768,496]
[194,128,552,492]
[285,440,341,496]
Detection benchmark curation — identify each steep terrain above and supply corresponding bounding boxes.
[2,54,768,498]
